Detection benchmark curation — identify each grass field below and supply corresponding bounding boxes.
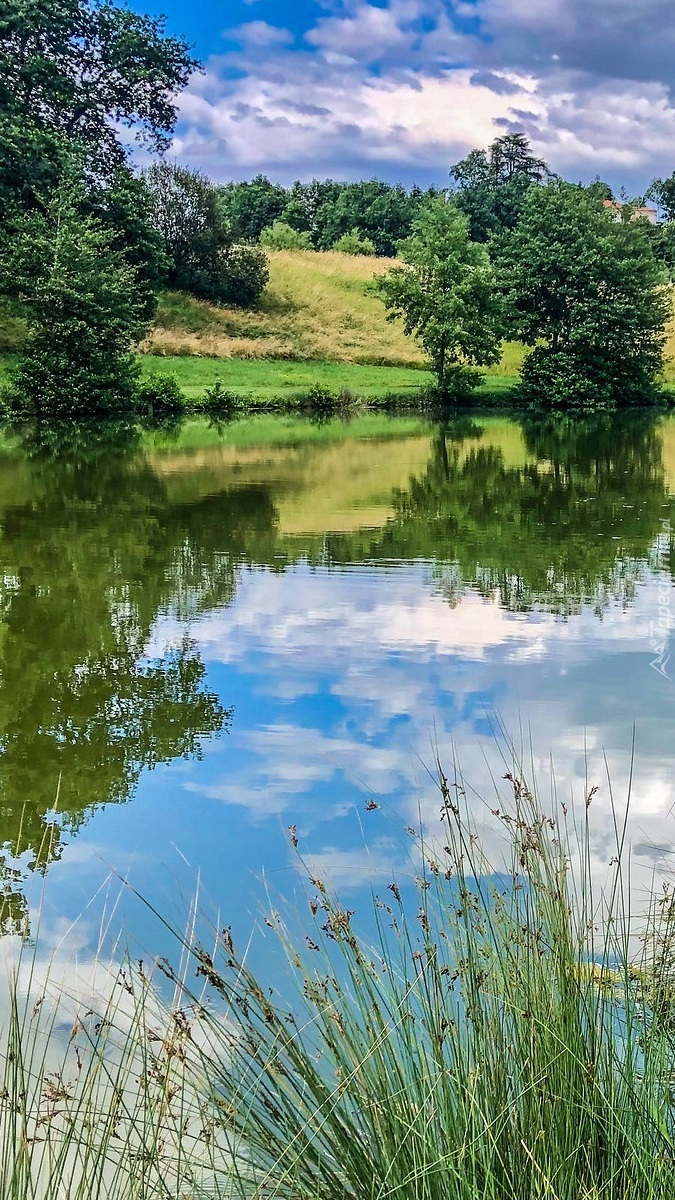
[139,355,434,399]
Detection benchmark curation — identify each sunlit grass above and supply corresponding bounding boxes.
[143,251,426,367]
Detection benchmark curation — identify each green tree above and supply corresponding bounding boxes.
[144,162,269,305]
[91,167,167,322]
[497,181,671,409]
[218,175,288,243]
[377,198,503,393]
[648,172,675,222]
[450,133,554,242]
[312,179,422,256]
[0,0,196,199]
[2,174,147,415]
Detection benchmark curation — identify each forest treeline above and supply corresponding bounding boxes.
[2,1,675,416]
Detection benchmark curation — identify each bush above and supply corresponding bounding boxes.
[217,243,269,306]
[518,346,663,411]
[201,379,243,415]
[260,221,313,251]
[332,227,376,255]
[136,372,185,413]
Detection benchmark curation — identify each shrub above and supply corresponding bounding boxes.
[260,221,313,251]
[217,243,269,307]
[136,372,185,413]
[518,345,663,411]
[332,228,376,255]
[201,379,243,415]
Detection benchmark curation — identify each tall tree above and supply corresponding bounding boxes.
[377,198,503,392]
[497,181,671,409]
[218,175,288,244]
[145,162,269,305]
[0,0,196,197]
[450,134,554,242]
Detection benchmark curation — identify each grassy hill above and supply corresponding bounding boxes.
[143,250,428,366]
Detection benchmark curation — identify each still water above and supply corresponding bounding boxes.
[0,411,674,962]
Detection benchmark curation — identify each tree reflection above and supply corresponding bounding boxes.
[0,420,278,931]
[322,414,673,615]
[1,412,672,933]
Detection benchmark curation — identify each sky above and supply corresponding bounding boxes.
[142,1,675,194]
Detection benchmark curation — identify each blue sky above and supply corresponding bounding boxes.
[142,1,675,193]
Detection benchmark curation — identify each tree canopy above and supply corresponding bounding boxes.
[496,181,671,409]
[450,133,555,242]
[144,162,269,305]
[377,198,503,392]
[0,0,196,184]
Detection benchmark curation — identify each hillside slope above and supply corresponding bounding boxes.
[143,250,428,367]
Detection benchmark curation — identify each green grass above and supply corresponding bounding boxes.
[138,354,434,399]
[0,350,514,408]
[3,752,675,1199]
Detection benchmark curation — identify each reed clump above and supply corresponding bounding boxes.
[2,759,675,1199]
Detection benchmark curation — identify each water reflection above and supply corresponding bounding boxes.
[0,422,230,932]
[322,414,672,615]
[0,412,673,938]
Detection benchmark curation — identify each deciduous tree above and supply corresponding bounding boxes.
[377,198,503,393]
[497,181,671,408]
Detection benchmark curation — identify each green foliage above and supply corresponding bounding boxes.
[0,0,196,155]
[221,177,429,256]
[136,372,185,413]
[90,167,167,322]
[332,227,376,255]
[649,171,675,222]
[497,181,671,409]
[377,198,503,392]
[0,0,197,416]
[312,179,425,256]
[219,173,288,242]
[202,379,243,415]
[143,161,230,300]
[144,162,269,307]
[218,242,270,306]
[450,133,554,242]
[2,176,147,416]
[260,221,313,250]
[0,0,196,213]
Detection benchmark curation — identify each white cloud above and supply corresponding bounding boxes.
[224,21,294,48]
[306,3,413,60]
[167,0,675,188]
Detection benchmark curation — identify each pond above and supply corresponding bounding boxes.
[0,410,674,964]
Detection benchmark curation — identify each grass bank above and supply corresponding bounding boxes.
[3,757,675,1199]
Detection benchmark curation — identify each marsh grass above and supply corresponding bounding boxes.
[2,758,675,1198]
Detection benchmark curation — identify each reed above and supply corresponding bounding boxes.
[1,757,675,1199]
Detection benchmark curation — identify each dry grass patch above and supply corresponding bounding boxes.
[143,250,426,366]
